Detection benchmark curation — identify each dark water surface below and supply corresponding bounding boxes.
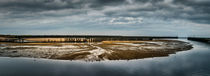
[0,40,210,76]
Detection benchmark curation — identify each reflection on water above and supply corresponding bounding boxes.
[0,40,210,76]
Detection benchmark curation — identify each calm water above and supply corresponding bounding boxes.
[0,40,210,76]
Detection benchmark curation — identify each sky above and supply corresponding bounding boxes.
[0,0,210,37]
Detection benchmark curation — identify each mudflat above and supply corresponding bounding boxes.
[0,40,193,61]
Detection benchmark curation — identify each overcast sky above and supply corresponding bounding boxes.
[0,0,210,37]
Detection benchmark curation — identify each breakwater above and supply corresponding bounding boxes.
[188,37,210,43]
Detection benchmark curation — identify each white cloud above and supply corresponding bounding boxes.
[109,17,143,24]
[126,0,134,4]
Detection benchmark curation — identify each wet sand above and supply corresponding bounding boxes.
[0,40,193,61]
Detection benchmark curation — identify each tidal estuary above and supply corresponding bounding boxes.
[0,39,210,76]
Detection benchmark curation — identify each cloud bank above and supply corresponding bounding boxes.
[0,0,210,37]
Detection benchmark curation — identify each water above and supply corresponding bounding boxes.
[0,40,210,76]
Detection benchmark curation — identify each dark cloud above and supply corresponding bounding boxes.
[89,0,126,9]
[0,0,89,19]
[0,0,210,36]
[0,0,82,11]
[0,0,209,24]
[101,0,210,24]
[171,0,210,24]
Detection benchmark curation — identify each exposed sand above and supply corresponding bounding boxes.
[0,40,193,61]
